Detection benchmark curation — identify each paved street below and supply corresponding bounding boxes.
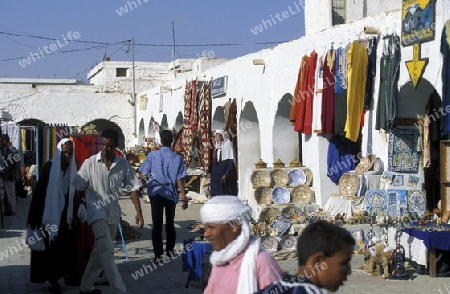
[1,195,450,294]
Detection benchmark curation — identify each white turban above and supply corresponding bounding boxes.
[200,195,252,224]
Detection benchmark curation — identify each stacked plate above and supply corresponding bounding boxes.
[338,173,360,196]
[291,185,314,203]
[270,169,289,186]
[271,186,290,204]
[251,170,271,187]
[254,187,272,205]
[288,169,307,186]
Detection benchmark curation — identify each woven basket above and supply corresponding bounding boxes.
[270,169,289,186]
[291,185,314,203]
[254,187,272,205]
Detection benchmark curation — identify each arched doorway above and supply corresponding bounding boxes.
[138,118,145,146]
[85,119,125,149]
[273,93,299,164]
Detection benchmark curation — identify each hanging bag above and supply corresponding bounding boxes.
[25,225,45,251]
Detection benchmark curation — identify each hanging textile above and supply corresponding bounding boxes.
[225,98,238,153]
[322,49,336,135]
[312,54,324,133]
[180,80,198,167]
[376,34,401,131]
[327,135,359,184]
[364,37,377,110]
[290,55,309,125]
[294,51,317,134]
[197,81,212,173]
[344,41,368,142]
[441,20,450,133]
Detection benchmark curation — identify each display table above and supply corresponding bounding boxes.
[388,225,450,277]
[182,240,213,288]
[323,196,365,218]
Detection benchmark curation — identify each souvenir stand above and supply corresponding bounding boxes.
[250,158,327,259]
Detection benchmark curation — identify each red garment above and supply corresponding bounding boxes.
[322,49,336,135]
[290,55,308,125]
[295,51,317,134]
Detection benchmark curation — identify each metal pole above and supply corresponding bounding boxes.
[131,38,137,137]
[172,21,176,77]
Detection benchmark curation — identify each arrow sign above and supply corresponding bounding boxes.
[405,43,428,89]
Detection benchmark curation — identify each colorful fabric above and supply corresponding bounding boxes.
[388,128,420,173]
[407,190,426,217]
[198,81,212,173]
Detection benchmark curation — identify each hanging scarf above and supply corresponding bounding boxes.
[200,196,260,294]
[42,138,77,242]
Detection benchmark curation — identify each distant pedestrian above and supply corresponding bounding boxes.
[2,134,20,215]
[139,130,188,262]
[210,130,237,197]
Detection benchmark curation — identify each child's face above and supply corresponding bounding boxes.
[317,245,353,292]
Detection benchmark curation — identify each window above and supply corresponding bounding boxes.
[116,68,128,77]
[332,0,346,26]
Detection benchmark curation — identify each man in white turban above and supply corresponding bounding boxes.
[201,196,282,294]
[211,130,237,196]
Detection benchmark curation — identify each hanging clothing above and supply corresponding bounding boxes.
[291,55,309,126]
[441,20,450,133]
[322,49,336,135]
[198,81,213,173]
[327,135,359,184]
[312,54,324,133]
[376,34,401,131]
[344,41,368,142]
[364,37,377,110]
[294,51,317,134]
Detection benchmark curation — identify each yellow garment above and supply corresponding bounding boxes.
[21,129,26,151]
[344,41,368,142]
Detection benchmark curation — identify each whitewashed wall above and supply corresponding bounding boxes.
[137,1,447,208]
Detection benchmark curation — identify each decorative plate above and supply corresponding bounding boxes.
[271,186,291,204]
[302,167,313,186]
[288,169,307,187]
[291,185,313,203]
[281,205,302,218]
[338,173,360,196]
[259,207,281,222]
[251,170,271,187]
[254,187,272,205]
[260,236,279,251]
[407,190,426,217]
[270,169,289,186]
[280,235,298,250]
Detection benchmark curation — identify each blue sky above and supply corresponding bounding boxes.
[0,0,305,81]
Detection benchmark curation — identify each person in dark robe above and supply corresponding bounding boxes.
[27,138,78,294]
[210,130,237,196]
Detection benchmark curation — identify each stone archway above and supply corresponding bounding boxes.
[273,93,299,164]
[212,106,225,132]
[85,119,125,149]
[161,114,168,131]
[138,118,145,146]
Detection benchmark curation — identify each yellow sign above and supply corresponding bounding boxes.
[401,0,436,46]
[405,44,428,88]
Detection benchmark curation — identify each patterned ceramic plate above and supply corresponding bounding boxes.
[251,170,271,187]
[254,187,272,205]
[271,186,291,204]
[280,235,297,250]
[259,207,281,222]
[260,236,279,251]
[338,173,360,196]
[288,169,307,186]
[302,167,313,186]
[270,169,289,186]
[281,205,302,218]
[291,185,313,203]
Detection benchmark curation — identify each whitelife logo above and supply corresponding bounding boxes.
[18,31,81,68]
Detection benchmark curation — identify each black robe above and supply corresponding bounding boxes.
[27,161,77,284]
[210,155,237,196]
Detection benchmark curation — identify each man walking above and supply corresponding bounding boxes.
[139,130,188,262]
[73,129,144,294]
